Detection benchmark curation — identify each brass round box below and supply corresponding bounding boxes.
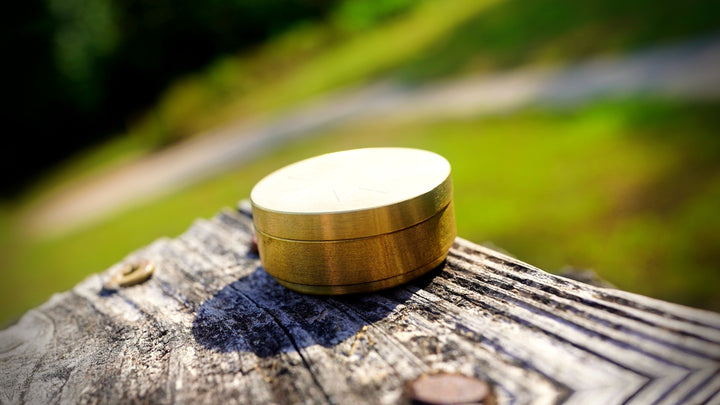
[250,147,456,294]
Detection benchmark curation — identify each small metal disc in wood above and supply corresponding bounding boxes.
[250,147,456,294]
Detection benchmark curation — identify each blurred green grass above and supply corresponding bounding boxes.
[398,0,720,81]
[143,0,720,143]
[3,100,720,325]
[30,0,717,189]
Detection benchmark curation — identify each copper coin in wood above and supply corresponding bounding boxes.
[250,147,456,294]
[409,373,496,405]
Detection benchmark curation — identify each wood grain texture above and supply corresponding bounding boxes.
[2,202,719,404]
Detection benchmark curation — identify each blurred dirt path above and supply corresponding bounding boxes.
[27,36,720,236]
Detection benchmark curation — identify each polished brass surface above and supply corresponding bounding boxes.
[251,148,452,240]
[104,259,154,290]
[250,147,456,294]
[273,253,448,295]
[257,201,456,289]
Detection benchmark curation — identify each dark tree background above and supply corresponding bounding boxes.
[2,0,336,197]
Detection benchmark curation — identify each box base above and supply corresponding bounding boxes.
[270,252,449,295]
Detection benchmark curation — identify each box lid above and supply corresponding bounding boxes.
[250,147,452,241]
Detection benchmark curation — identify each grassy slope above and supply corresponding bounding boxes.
[145,0,720,143]
[398,0,720,81]
[17,0,490,207]
[22,0,719,206]
[3,101,719,325]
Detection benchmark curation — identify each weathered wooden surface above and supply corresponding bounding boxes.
[2,203,720,404]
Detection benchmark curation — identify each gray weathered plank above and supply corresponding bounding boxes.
[1,203,719,404]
